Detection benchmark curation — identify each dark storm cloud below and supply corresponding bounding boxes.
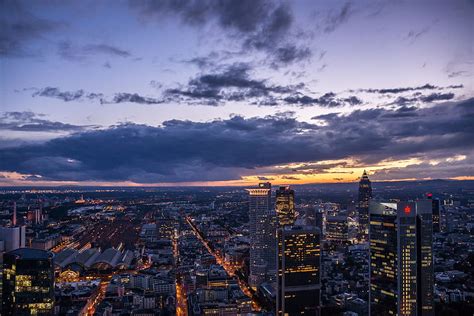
[57,41,132,61]
[103,93,164,105]
[0,1,63,57]
[130,0,311,66]
[0,111,95,132]
[354,83,463,94]
[1,98,473,183]
[31,87,104,102]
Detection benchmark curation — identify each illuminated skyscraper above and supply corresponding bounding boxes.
[369,200,434,316]
[358,170,372,237]
[247,182,277,288]
[275,186,296,226]
[2,248,55,315]
[277,225,321,316]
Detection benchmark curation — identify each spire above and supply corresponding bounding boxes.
[363,170,368,177]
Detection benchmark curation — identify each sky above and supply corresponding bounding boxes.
[0,0,473,186]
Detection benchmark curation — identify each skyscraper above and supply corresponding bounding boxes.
[426,193,441,233]
[369,200,434,316]
[247,182,277,289]
[275,186,296,227]
[358,170,372,238]
[2,248,55,315]
[276,225,321,316]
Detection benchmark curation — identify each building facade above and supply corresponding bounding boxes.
[325,215,349,243]
[2,248,55,315]
[247,182,277,288]
[0,225,26,253]
[427,194,441,233]
[277,225,321,316]
[369,201,434,316]
[275,186,296,227]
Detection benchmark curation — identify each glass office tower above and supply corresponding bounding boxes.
[275,186,296,226]
[2,248,55,315]
[247,182,277,288]
[369,201,434,316]
[277,225,321,316]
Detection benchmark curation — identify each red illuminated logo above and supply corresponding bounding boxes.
[404,205,411,214]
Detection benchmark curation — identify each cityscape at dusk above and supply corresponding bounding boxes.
[1,0,473,315]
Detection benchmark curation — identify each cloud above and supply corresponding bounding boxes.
[281,176,301,180]
[447,71,470,78]
[29,87,163,105]
[0,111,95,132]
[1,98,473,183]
[354,83,463,94]
[257,176,274,181]
[405,26,430,44]
[31,87,103,102]
[419,92,455,103]
[391,92,455,106]
[130,0,311,66]
[102,93,164,105]
[58,41,131,61]
[270,44,312,67]
[164,63,303,105]
[323,2,353,33]
[283,92,362,107]
[0,1,63,57]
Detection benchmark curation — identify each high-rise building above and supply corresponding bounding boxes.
[369,200,434,316]
[277,225,321,316]
[2,248,55,315]
[275,186,296,227]
[247,182,277,288]
[325,215,349,243]
[426,193,441,233]
[358,170,372,237]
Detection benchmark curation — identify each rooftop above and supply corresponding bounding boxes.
[7,247,53,260]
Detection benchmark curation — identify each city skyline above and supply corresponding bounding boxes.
[1,172,473,314]
[1,0,473,187]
